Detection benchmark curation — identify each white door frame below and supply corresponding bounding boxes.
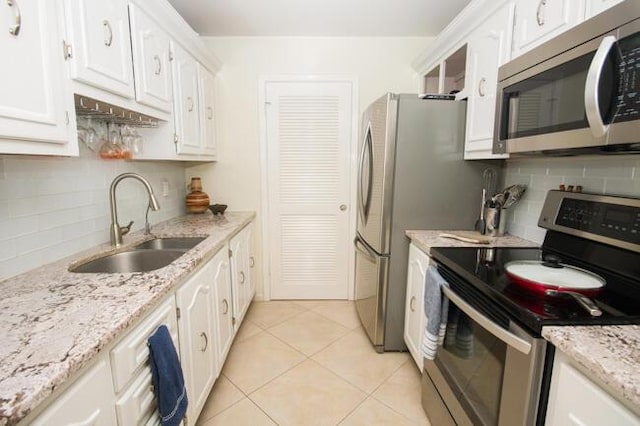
[258,74,359,301]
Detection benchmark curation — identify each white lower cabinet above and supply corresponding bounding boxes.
[31,356,117,426]
[212,246,234,374]
[404,243,430,369]
[545,351,640,426]
[176,260,217,424]
[229,224,254,330]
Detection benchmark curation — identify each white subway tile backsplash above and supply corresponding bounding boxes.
[0,145,188,281]
[504,155,640,244]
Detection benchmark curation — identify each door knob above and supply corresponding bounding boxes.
[340,204,347,211]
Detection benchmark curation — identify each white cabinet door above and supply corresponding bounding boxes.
[63,0,135,98]
[230,225,253,329]
[464,2,514,160]
[31,357,117,426]
[0,0,75,156]
[129,3,173,113]
[404,243,430,369]
[199,64,217,158]
[585,0,624,18]
[545,352,640,426]
[171,40,201,155]
[176,262,217,423]
[512,0,585,58]
[212,246,234,375]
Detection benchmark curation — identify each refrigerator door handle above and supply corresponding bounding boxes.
[358,122,374,225]
[363,124,374,223]
[354,234,377,262]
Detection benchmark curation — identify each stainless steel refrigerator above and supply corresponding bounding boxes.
[354,93,496,352]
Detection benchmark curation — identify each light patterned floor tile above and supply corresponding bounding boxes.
[234,319,263,343]
[250,359,366,426]
[244,301,306,328]
[373,360,431,425]
[222,331,305,393]
[312,329,409,393]
[311,301,362,329]
[339,397,416,426]
[267,310,350,356]
[199,398,276,426]
[196,375,245,424]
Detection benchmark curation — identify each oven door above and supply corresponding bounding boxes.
[422,265,547,426]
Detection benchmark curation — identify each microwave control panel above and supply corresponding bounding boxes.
[615,32,640,123]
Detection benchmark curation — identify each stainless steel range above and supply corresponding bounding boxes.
[423,190,640,426]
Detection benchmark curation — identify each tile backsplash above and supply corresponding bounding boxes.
[0,144,187,281]
[503,156,640,243]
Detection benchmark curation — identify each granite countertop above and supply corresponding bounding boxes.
[543,325,640,416]
[406,229,539,255]
[0,211,255,426]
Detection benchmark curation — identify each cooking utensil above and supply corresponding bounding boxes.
[490,192,506,208]
[504,258,606,296]
[476,188,487,235]
[502,184,527,209]
[439,233,490,244]
[544,289,603,317]
[482,168,497,199]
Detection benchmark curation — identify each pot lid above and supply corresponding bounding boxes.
[504,261,606,290]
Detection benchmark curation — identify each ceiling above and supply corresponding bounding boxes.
[166,0,472,37]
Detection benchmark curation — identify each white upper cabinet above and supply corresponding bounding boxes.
[199,64,218,158]
[0,0,76,156]
[63,0,135,98]
[512,0,585,58]
[464,2,514,159]
[171,40,201,155]
[585,0,624,18]
[128,3,173,113]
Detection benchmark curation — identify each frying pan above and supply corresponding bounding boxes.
[504,258,605,297]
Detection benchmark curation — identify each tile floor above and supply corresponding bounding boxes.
[196,300,431,426]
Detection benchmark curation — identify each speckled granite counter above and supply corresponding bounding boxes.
[543,325,640,416]
[0,211,254,426]
[406,230,538,255]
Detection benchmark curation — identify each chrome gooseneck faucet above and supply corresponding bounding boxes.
[109,172,160,247]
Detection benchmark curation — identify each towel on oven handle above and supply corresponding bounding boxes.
[422,265,449,360]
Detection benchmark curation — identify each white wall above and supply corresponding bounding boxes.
[503,156,640,243]
[0,144,187,280]
[186,36,432,299]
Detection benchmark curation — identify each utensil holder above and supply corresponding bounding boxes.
[484,207,506,237]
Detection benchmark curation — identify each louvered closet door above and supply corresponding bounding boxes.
[265,81,353,299]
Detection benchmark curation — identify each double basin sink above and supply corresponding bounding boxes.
[70,237,207,273]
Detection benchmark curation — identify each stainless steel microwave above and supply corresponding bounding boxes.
[494,1,640,155]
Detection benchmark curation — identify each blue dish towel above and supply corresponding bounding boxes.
[148,325,188,426]
[422,265,449,360]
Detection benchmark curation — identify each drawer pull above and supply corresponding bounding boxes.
[6,0,20,36]
[239,271,245,284]
[207,106,213,120]
[222,299,229,314]
[103,20,113,46]
[249,256,255,268]
[410,296,416,312]
[478,77,486,97]
[154,55,161,75]
[536,0,547,26]
[187,96,193,112]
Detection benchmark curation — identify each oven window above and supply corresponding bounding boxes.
[434,304,507,426]
[500,48,618,140]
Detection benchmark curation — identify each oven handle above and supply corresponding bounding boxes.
[584,35,616,138]
[441,285,532,355]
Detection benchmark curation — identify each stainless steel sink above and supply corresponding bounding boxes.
[70,249,186,273]
[134,237,206,251]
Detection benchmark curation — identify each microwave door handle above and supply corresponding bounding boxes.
[584,35,617,138]
[441,285,532,355]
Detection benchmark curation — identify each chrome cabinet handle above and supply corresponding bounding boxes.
[239,271,245,284]
[410,296,416,312]
[199,332,208,352]
[585,35,616,138]
[154,55,161,75]
[249,256,255,268]
[207,106,213,120]
[222,299,229,314]
[103,20,113,46]
[340,204,347,211]
[536,0,547,26]
[6,0,20,36]
[187,97,193,112]
[478,77,486,97]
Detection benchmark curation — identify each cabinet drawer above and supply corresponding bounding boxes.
[115,366,159,425]
[110,297,178,392]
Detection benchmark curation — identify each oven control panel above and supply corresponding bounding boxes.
[539,190,640,252]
